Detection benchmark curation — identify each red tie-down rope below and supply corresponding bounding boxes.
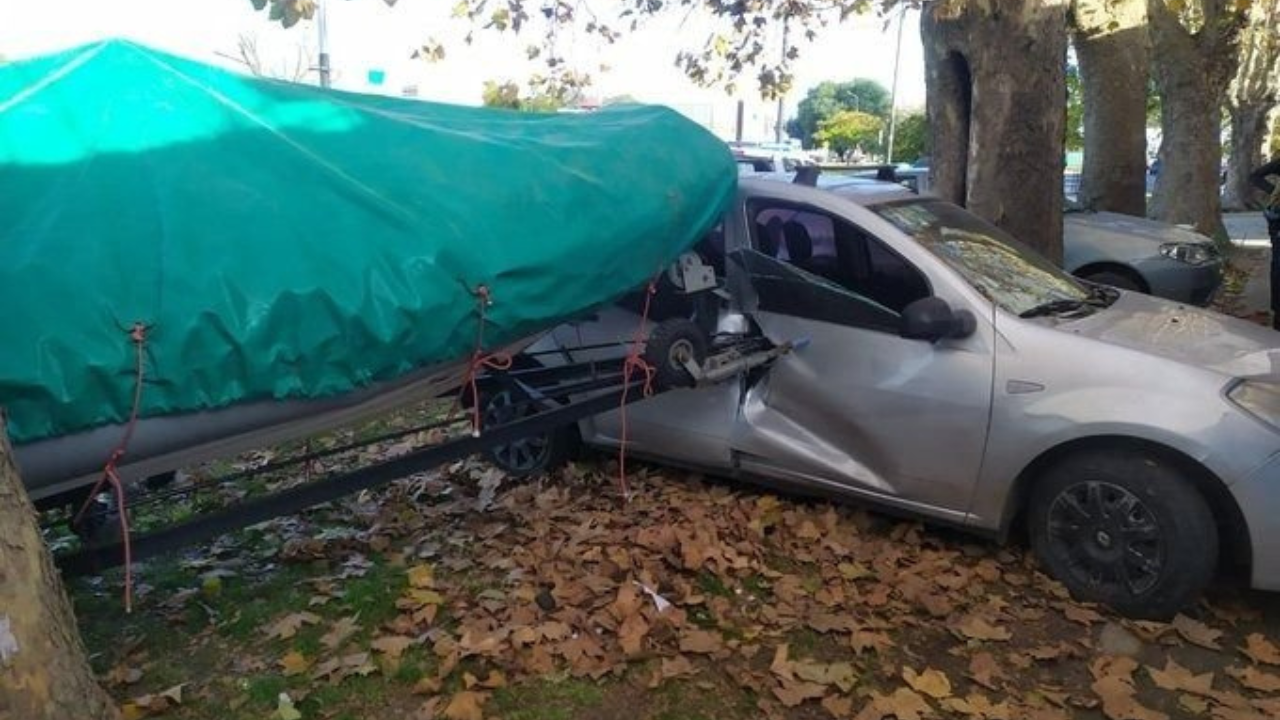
[73,321,150,613]
[456,285,513,437]
[616,278,660,501]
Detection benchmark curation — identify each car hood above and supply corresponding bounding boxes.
[1063,292,1280,377]
[1063,211,1211,258]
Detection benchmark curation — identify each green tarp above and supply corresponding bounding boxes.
[0,41,735,444]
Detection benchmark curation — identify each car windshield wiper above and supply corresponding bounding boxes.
[1019,297,1097,319]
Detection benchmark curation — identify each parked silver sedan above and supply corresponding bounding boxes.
[492,176,1280,619]
[853,170,1223,304]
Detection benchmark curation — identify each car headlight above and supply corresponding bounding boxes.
[1160,241,1215,266]
[1228,380,1280,431]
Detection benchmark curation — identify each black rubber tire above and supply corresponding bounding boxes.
[1028,450,1217,620]
[481,388,579,477]
[643,318,707,390]
[1082,269,1143,293]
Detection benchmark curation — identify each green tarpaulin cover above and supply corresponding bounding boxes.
[0,41,735,444]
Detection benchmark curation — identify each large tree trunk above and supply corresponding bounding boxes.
[0,426,118,720]
[1148,0,1246,239]
[922,0,1070,263]
[1224,102,1274,209]
[1222,0,1280,211]
[1072,0,1150,216]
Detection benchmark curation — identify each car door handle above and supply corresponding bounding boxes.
[1006,380,1045,394]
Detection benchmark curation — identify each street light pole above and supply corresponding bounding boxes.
[317,0,332,88]
[885,6,906,163]
[775,19,790,144]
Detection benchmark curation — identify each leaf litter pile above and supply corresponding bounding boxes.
[72,453,1280,720]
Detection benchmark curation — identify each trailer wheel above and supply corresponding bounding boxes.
[643,319,706,390]
[482,388,579,476]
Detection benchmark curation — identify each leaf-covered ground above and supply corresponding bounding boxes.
[68,246,1280,720]
[69,454,1280,720]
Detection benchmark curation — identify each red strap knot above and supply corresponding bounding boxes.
[617,277,662,501]
[73,319,150,613]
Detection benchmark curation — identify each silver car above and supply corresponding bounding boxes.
[882,168,1223,304]
[1062,207,1223,305]
[497,176,1280,618]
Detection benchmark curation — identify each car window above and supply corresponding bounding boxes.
[745,201,931,332]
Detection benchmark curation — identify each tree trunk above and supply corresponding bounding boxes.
[0,425,118,720]
[1148,0,1246,240]
[1224,102,1273,209]
[922,0,1070,263]
[1223,0,1280,211]
[1072,0,1150,216]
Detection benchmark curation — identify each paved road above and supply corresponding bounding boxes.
[1225,212,1272,317]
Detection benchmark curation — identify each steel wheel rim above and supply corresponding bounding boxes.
[484,390,551,472]
[667,338,694,371]
[1045,480,1164,596]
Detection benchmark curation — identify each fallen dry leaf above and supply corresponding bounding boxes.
[679,629,723,655]
[1226,665,1280,693]
[1241,633,1280,666]
[770,643,793,681]
[1093,675,1168,720]
[772,677,828,707]
[821,694,854,717]
[1063,604,1106,626]
[371,635,415,661]
[407,564,435,589]
[903,666,953,700]
[279,651,311,677]
[322,616,361,651]
[1179,695,1211,715]
[942,693,1013,720]
[1172,615,1223,650]
[618,613,649,656]
[855,687,933,720]
[794,661,857,693]
[954,615,1012,642]
[442,691,487,720]
[265,611,321,641]
[651,655,697,686]
[968,652,1005,690]
[850,630,893,655]
[1146,658,1214,696]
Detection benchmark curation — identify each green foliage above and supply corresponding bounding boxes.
[791,79,891,148]
[815,110,884,158]
[891,111,930,163]
[1065,64,1083,152]
[481,79,566,112]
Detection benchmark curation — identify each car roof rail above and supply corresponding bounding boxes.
[794,166,821,187]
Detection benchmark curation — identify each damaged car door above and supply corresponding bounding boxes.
[727,194,997,521]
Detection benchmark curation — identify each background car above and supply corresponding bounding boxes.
[848,168,1224,305]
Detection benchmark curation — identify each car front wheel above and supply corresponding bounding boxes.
[1028,450,1217,619]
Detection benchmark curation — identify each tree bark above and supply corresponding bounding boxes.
[922,0,1070,263]
[1072,0,1150,216]
[0,425,118,720]
[1223,0,1280,210]
[1224,102,1273,209]
[1148,0,1246,239]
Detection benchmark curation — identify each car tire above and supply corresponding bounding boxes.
[481,387,579,476]
[1083,270,1143,293]
[1028,450,1217,620]
[643,318,707,390]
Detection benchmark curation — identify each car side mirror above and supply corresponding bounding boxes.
[900,296,976,342]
